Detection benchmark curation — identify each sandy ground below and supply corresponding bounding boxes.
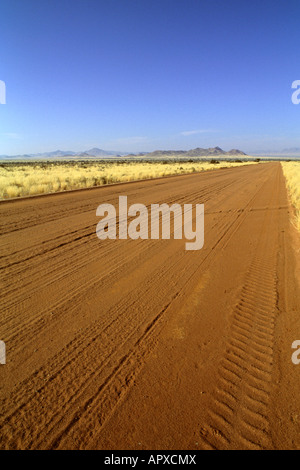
[0,162,299,450]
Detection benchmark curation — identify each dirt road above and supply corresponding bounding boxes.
[0,162,299,450]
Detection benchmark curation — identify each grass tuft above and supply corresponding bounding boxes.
[281,161,300,231]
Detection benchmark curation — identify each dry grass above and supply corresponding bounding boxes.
[0,159,257,200]
[281,161,300,231]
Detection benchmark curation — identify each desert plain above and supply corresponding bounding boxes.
[0,161,300,450]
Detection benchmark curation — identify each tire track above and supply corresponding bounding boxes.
[201,167,281,450]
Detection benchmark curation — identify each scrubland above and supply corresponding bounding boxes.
[0,159,256,199]
[281,161,300,231]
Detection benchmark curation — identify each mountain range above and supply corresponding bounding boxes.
[281,148,300,154]
[136,147,247,158]
[0,148,125,159]
[251,148,300,156]
[0,146,247,160]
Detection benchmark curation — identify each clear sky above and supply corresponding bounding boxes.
[1,0,300,155]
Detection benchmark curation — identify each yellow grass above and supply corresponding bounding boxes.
[281,161,300,231]
[0,160,257,200]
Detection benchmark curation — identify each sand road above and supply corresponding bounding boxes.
[0,162,300,450]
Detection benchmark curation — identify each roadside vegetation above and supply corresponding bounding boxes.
[281,161,300,231]
[0,159,257,200]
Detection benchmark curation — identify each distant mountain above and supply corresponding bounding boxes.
[0,146,247,160]
[0,147,125,159]
[227,149,247,156]
[139,147,247,158]
[0,150,77,159]
[33,150,77,157]
[251,148,300,157]
[281,148,300,154]
[83,147,122,157]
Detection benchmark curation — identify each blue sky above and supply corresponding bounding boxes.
[0,0,300,155]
